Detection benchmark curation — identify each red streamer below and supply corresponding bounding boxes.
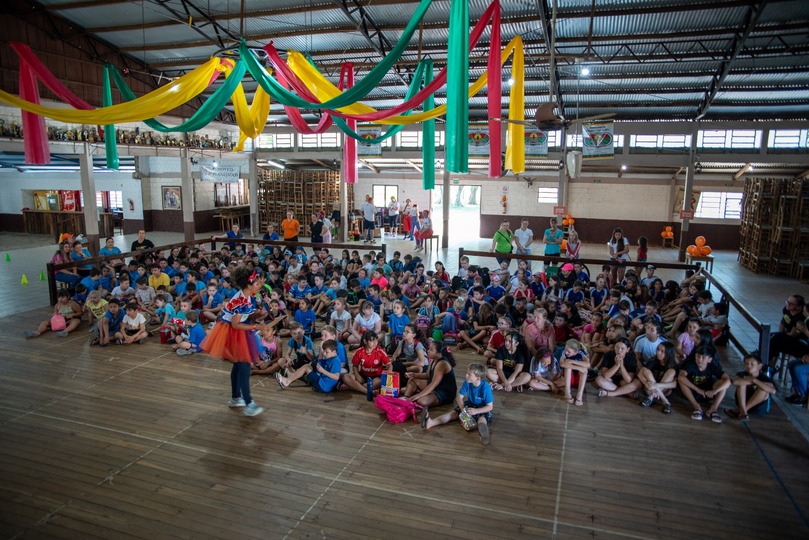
[342,63,357,184]
[487,0,502,178]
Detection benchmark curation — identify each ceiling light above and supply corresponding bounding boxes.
[558,160,565,170]
[266,160,285,169]
[212,160,218,168]
[621,164,627,170]
[748,165,754,171]
[580,67,590,76]
[694,162,702,173]
[507,78,515,86]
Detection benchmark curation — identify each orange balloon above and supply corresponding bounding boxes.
[701,246,712,255]
[566,214,572,220]
[568,218,575,225]
[687,245,698,255]
[661,231,667,238]
[665,226,672,232]
[694,235,706,247]
[560,239,567,250]
[562,219,569,226]
[667,231,675,238]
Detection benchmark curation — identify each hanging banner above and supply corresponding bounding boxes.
[524,127,548,157]
[200,160,240,183]
[582,121,614,160]
[357,126,383,156]
[673,188,701,214]
[468,124,490,156]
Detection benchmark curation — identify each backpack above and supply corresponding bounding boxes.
[442,311,459,334]
[478,266,491,287]
[373,395,422,423]
[451,276,464,292]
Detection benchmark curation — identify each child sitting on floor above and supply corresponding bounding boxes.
[422,362,494,445]
[275,339,342,393]
[173,311,207,356]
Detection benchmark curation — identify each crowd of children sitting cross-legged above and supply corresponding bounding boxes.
[26,238,779,441]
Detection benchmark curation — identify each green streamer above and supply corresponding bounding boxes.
[422,59,435,189]
[446,0,469,173]
[107,61,247,132]
[241,0,434,109]
[332,60,428,143]
[102,66,119,170]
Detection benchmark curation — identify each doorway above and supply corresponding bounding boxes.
[431,184,481,242]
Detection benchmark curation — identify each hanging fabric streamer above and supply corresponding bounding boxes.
[487,0,502,178]
[504,35,525,174]
[423,58,436,190]
[342,63,357,184]
[102,65,119,170]
[18,58,49,165]
[446,0,469,173]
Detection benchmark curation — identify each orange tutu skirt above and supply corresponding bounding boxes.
[201,321,260,363]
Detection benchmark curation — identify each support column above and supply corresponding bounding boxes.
[180,148,195,243]
[340,162,349,242]
[248,146,258,235]
[442,167,450,248]
[678,121,700,262]
[79,142,99,256]
[558,125,569,206]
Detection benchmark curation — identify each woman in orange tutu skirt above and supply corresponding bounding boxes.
[202,266,266,417]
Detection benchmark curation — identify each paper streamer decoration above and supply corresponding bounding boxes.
[422,58,436,190]
[446,0,470,173]
[342,63,357,184]
[102,65,119,169]
[487,0,502,178]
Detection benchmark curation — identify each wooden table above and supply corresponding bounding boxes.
[214,206,250,231]
[685,253,715,273]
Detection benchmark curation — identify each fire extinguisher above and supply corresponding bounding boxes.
[501,194,507,214]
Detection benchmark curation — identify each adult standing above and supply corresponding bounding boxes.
[514,218,534,257]
[608,227,631,285]
[489,219,514,267]
[401,199,413,239]
[387,196,400,237]
[225,223,244,250]
[201,266,266,417]
[361,195,377,244]
[543,218,564,266]
[309,213,324,244]
[130,229,155,263]
[281,210,300,246]
[321,212,333,244]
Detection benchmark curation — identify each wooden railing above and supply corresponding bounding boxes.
[209,236,387,258]
[457,248,700,272]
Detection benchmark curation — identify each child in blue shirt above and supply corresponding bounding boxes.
[99,298,125,347]
[387,301,410,347]
[290,275,312,301]
[294,298,318,338]
[220,277,236,300]
[388,251,404,273]
[486,275,506,303]
[201,284,224,323]
[153,294,177,326]
[275,339,341,393]
[78,269,102,293]
[423,362,494,445]
[174,311,207,355]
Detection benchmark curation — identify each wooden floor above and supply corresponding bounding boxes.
[2,306,809,540]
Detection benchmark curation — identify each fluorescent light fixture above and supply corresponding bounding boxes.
[212,160,218,168]
[580,67,590,76]
[507,78,515,86]
[621,164,627,170]
[266,160,285,169]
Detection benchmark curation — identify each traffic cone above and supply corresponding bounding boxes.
[21,274,28,285]
[5,253,9,262]
[40,271,46,281]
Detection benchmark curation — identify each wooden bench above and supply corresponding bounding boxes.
[423,234,439,252]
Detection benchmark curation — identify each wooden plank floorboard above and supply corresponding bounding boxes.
[3,307,809,538]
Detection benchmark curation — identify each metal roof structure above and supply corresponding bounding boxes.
[22,0,809,125]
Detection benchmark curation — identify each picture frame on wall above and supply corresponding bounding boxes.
[162,186,182,210]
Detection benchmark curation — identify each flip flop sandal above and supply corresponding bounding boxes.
[565,395,575,404]
[597,389,609,398]
[575,398,584,406]
[691,410,703,421]
[275,372,286,390]
[661,404,672,414]
[420,406,429,429]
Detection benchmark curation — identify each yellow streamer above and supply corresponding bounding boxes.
[286,35,525,126]
[0,58,224,124]
[504,36,525,174]
[226,62,271,152]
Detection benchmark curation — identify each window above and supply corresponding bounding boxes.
[537,186,558,204]
[108,191,123,210]
[256,133,294,149]
[372,185,398,208]
[93,190,122,210]
[299,132,341,148]
[566,133,623,149]
[768,129,809,149]
[629,134,691,148]
[698,130,761,149]
[397,131,422,148]
[694,191,743,220]
[434,130,445,148]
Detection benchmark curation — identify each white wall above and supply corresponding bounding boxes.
[0,169,143,220]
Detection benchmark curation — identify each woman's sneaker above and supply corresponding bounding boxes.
[228,397,246,408]
[243,402,264,416]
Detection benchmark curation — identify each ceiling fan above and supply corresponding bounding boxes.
[492,102,614,130]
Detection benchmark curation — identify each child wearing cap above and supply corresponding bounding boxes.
[558,263,577,291]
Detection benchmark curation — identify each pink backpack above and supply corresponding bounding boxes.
[373,395,422,423]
